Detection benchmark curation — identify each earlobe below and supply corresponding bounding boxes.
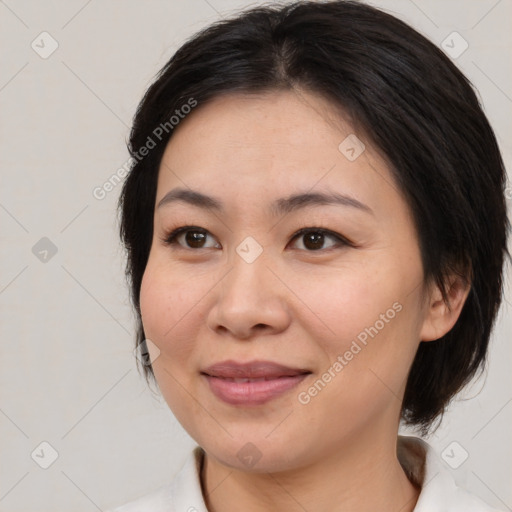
[419,274,471,342]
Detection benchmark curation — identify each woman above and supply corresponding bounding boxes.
[109,1,509,510]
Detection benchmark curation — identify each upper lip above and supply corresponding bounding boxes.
[202,360,311,379]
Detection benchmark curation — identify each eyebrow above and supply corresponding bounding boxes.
[157,187,374,216]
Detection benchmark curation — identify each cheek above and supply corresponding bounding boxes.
[290,262,420,387]
[139,259,205,362]
[288,264,391,349]
[139,264,173,342]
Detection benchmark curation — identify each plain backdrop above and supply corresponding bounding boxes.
[0,1,511,511]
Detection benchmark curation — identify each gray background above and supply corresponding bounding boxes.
[0,1,511,511]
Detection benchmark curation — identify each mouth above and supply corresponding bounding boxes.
[201,360,312,406]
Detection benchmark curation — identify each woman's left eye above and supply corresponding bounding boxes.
[160,226,351,251]
[289,228,351,251]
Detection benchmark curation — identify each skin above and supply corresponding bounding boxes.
[139,89,470,512]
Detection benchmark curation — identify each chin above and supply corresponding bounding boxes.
[200,433,310,474]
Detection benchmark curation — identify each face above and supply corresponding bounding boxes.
[139,89,432,473]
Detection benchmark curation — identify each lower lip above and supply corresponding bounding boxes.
[203,374,310,406]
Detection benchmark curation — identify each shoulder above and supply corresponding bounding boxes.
[398,435,505,512]
[104,446,208,512]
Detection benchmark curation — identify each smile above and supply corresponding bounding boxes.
[202,374,310,406]
[201,360,312,406]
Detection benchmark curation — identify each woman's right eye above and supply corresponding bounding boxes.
[160,226,221,250]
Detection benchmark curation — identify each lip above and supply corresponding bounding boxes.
[201,360,311,406]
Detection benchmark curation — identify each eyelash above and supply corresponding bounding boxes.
[159,225,354,252]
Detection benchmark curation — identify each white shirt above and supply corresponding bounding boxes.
[105,435,504,512]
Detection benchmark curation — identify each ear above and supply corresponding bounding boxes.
[419,273,471,342]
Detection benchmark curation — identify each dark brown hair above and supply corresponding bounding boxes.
[118,0,510,435]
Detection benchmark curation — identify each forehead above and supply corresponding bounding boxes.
[164,89,354,162]
[155,89,400,217]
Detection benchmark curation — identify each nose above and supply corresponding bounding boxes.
[206,255,291,340]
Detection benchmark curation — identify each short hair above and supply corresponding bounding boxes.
[117,0,510,435]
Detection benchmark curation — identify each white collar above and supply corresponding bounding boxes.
[397,435,503,511]
[108,435,503,511]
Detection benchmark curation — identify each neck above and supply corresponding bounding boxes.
[200,429,420,512]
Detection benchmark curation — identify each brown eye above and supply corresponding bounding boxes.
[290,228,350,251]
[183,230,207,248]
[162,227,220,249]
